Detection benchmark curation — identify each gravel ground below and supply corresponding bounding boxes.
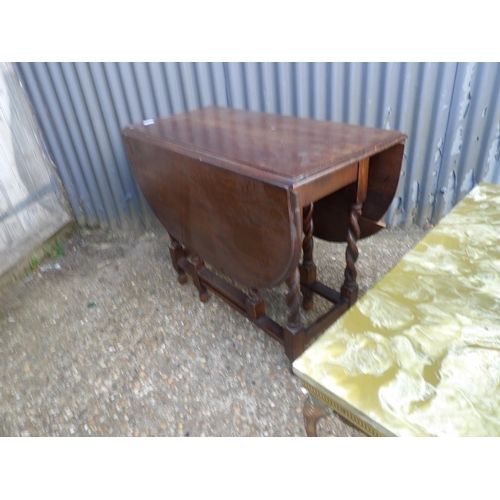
[0,222,428,437]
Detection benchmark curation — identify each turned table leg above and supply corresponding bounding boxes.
[168,235,187,284]
[284,268,306,362]
[340,202,362,305]
[341,158,369,307]
[299,203,317,311]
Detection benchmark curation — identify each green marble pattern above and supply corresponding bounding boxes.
[293,183,500,436]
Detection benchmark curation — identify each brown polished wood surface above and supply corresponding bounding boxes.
[312,144,405,242]
[123,138,302,289]
[122,106,406,362]
[122,106,405,186]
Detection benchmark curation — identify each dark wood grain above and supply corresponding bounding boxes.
[121,106,406,362]
[122,106,405,187]
[312,144,405,242]
[123,137,302,289]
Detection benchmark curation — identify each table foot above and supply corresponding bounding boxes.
[246,288,265,319]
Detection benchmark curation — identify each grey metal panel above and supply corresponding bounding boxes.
[194,63,215,108]
[163,63,186,114]
[58,63,119,227]
[117,62,144,124]
[347,63,363,125]
[14,62,500,229]
[178,62,200,110]
[433,62,500,223]
[312,62,327,120]
[414,63,457,226]
[88,62,141,226]
[133,62,158,120]
[17,62,97,226]
[148,63,172,117]
[471,64,500,184]
[244,62,263,112]
[385,63,459,226]
[277,62,294,117]
[225,62,246,110]
[261,62,278,114]
[14,64,78,222]
[101,63,152,223]
[396,64,440,225]
[73,62,127,227]
[209,63,228,107]
[295,62,310,118]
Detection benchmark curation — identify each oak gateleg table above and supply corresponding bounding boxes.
[122,107,406,362]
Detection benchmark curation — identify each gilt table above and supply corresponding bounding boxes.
[293,183,500,436]
[122,106,406,362]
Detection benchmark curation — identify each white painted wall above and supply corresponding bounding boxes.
[0,62,72,277]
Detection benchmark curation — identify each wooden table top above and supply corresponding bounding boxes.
[122,106,407,187]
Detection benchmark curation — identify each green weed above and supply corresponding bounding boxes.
[44,242,65,260]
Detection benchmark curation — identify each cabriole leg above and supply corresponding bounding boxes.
[303,395,330,437]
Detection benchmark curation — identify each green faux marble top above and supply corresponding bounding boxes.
[293,183,500,437]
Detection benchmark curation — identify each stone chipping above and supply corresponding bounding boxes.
[0,222,427,437]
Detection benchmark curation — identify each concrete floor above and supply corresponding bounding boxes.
[0,223,427,437]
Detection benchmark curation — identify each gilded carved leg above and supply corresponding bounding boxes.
[303,395,330,437]
[299,203,317,311]
[168,236,187,284]
[341,202,362,305]
[191,253,209,303]
[284,268,306,362]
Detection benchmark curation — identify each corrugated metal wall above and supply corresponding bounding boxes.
[14,62,500,229]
